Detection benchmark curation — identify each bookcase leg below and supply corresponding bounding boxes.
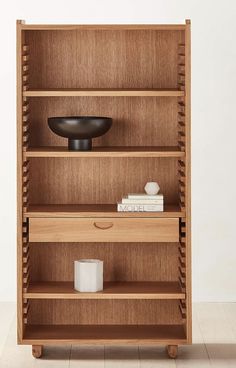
[32,345,43,358]
[166,345,178,358]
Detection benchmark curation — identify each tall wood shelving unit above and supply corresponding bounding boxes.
[17,20,191,359]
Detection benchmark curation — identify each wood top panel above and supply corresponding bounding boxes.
[22,24,186,31]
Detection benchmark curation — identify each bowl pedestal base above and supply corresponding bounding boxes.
[68,138,92,151]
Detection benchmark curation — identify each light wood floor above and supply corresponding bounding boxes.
[1,303,236,367]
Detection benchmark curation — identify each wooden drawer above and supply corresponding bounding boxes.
[29,217,179,243]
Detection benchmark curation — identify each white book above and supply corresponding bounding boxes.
[128,193,164,200]
[122,197,164,205]
[117,203,164,212]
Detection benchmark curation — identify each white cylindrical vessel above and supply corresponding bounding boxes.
[74,259,103,292]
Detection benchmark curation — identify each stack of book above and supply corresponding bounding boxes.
[117,193,164,212]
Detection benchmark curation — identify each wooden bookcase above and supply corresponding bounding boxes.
[17,20,191,359]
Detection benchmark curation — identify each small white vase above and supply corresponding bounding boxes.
[144,182,160,195]
[74,259,103,292]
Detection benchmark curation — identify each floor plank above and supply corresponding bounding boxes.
[0,317,70,368]
[105,346,139,368]
[192,304,204,344]
[176,344,211,368]
[195,303,235,342]
[139,346,176,367]
[206,343,236,367]
[0,302,15,356]
[70,345,104,368]
[223,303,236,339]
[0,316,34,368]
[34,346,71,367]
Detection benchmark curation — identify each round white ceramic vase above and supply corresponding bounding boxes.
[144,182,160,195]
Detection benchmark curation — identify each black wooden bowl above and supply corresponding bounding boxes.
[48,116,112,151]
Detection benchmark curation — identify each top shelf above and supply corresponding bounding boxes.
[20,24,187,31]
[23,89,185,97]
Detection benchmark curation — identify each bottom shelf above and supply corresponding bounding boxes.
[23,324,186,345]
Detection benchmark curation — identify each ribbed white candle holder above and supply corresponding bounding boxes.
[74,259,103,292]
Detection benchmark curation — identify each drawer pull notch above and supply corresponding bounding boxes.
[93,222,113,230]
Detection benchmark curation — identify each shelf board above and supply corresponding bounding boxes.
[25,204,185,218]
[24,281,185,300]
[24,146,185,158]
[22,24,187,31]
[23,324,186,345]
[23,88,185,97]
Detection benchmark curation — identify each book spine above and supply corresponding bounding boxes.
[117,204,164,212]
[128,194,163,200]
[122,198,164,204]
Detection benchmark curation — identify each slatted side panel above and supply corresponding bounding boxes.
[177,43,186,155]
[23,221,30,325]
[178,217,186,323]
[177,41,187,326]
[22,45,30,154]
[184,20,192,343]
[22,43,30,326]
[22,44,30,212]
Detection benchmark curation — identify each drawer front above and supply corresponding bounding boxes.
[29,217,179,243]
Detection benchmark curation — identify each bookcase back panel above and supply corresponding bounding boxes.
[29,157,178,205]
[26,30,184,89]
[27,299,182,325]
[30,243,179,282]
[29,97,178,147]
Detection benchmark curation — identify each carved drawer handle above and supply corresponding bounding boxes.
[93,222,113,230]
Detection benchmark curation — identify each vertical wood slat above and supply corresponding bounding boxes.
[22,48,30,209]
[177,24,191,335]
[23,298,30,324]
[177,28,188,331]
[184,18,192,343]
[179,214,186,294]
[22,225,29,292]
[17,19,24,344]
[17,20,31,341]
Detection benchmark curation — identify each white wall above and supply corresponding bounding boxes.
[0,0,236,302]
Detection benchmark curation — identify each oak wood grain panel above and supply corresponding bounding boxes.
[16,20,24,344]
[24,281,185,299]
[28,97,179,148]
[185,19,192,343]
[23,324,186,345]
[29,242,179,282]
[25,204,184,218]
[29,158,179,205]
[25,146,185,158]
[24,88,184,97]
[29,217,179,242]
[22,24,186,30]
[27,299,182,325]
[26,30,184,89]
